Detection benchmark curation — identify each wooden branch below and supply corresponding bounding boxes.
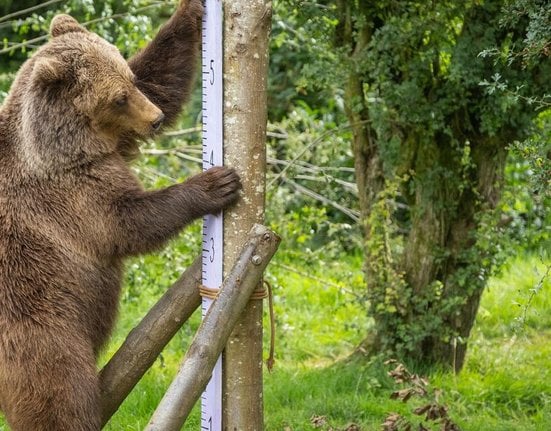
[282,177,361,222]
[163,126,201,137]
[0,0,63,24]
[268,157,356,174]
[144,224,280,431]
[99,257,202,427]
[293,174,358,194]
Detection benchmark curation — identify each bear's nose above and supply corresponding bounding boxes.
[151,113,165,131]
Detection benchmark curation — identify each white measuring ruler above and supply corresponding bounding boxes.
[201,0,223,430]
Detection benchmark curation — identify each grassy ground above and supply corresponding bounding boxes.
[262,253,551,431]
[105,249,551,430]
[0,246,549,430]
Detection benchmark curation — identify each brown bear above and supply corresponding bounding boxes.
[0,1,240,430]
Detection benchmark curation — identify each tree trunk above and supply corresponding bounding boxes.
[424,137,508,370]
[334,1,520,371]
[221,0,272,429]
[345,74,384,226]
[370,130,508,371]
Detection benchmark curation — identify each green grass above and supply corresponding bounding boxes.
[1,251,549,430]
[103,251,551,430]
[263,253,551,431]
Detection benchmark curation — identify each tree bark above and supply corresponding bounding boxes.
[369,128,509,371]
[333,0,533,371]
[424,136,508,370]
[221,1,272,429]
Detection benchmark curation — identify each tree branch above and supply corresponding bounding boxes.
[144,225,280,431]
[99,258,202,427]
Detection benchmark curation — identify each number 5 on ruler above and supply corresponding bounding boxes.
[209,59,215,85]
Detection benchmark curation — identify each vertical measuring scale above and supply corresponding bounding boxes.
[201,0,223,430]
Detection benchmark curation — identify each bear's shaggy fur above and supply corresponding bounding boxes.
[0,1,240,429]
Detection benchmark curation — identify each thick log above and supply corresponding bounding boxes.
[144,224,280,431]
[222,1,273,429]
[100,257,202,427]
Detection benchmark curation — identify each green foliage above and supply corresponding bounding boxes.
[0,71,13,103]
[288,0,551,363]
[497,0,551,67]
[0,0,172,70]
[501,154,550,251]
[478,254,551,336]
[363,178,412,354]
[267,102,363,258]
[268,1,340,120]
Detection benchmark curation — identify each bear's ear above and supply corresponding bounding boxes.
[50,14,87,38]
[31,57,66,86]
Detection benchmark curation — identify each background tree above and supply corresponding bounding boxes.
[275,0,550,371]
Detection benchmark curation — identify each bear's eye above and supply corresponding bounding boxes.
[114,94,128,107]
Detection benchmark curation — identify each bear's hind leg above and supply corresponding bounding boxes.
[1,336,100,431]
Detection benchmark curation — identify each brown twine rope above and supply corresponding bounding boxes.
[198,284,268,300]
[198,285,221,300]
[264,280,275,372]
[198,279,276,371]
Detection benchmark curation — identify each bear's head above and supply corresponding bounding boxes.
[13,15,164,171]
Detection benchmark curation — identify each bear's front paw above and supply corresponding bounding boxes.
[188,166,242,214]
